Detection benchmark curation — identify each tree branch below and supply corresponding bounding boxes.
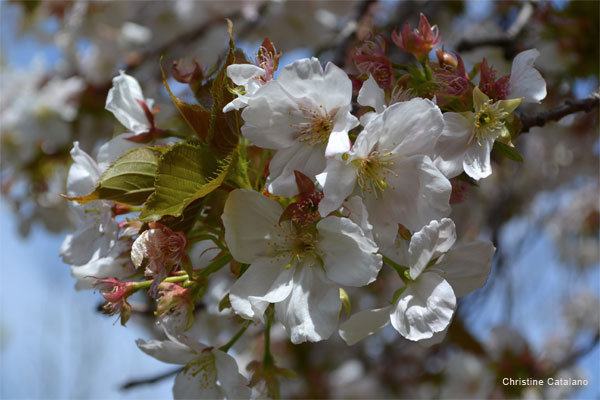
[120,367,182,390]
[518,90,600,133]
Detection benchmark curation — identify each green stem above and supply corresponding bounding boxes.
[199,253,233,276]
[187,234,228,251]
[219,320,251,352]
[254,149,271,190]
[263,308,274,363]
[380,253,409,276]
[133,274,188,290]
[422,60,433,81]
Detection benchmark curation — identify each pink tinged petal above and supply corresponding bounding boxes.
[339,306,392,345]
[105,71,150,134]
[377,98,444,158]
[66,142,102,196]
[408,218,456,280]
[390,272,456,341]
[357,75,386,113]
[222,189,283,263]
[275,266,340,344]
[214,350,252,399]
[317,158,358,217]
[509,49,546,103]
[135,338,196,365]
[368,155,451,232]
[317,216,382,287]
[229,257,294,322]
[433,112,474,179]
[463,138,493,180]
[240,82,303,149]
[436,241,495,297]
[173,355,222,400]
[266,143,327,197]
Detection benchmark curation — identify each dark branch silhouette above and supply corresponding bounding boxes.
[120,367,182,390]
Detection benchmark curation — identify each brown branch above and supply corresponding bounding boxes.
[120,367,182,390]
[518,90,600,133]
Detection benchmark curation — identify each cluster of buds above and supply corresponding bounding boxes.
[156,282,199,331]
[353,34,394,89]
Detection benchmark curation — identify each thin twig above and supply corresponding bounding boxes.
[120,367,182,390]
[518,91,600,133]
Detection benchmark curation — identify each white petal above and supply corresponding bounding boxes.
[275,266,340,344]
[214,350,251,399]
[226,64,265,87]
[390,272,456,341]
[105,71,150,134]
[317,158,358,217]
[66,142,101,196]
[317,216,382,287]
[222,189,282,263]
[417,324,449,347]
[135,338,196,365]
[131,230,149,268]
[377,98,444,158]
[173,354,221,400]
[357,75,385,113]
[434,113,474,179]
[266,143,327,197]
[339,306,391,345]
[229,257,294,322]
[509,49,546,103]
[367,155,451,232]
[340,196,374,240]
[408,218,456,280]
[325,104,358,156]
[436,241,495,297]
[463,138,493,180]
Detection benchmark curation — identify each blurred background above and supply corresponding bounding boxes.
[0,0,598,399]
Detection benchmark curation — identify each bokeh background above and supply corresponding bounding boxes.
[1,0,598,399]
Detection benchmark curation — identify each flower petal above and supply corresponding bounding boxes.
[463,138,493,180]
[214,350,252,399]
[226,64,265,87]
[436,241,495,297]
[408,218,456,280]
[266,143,327,197]
[66,142,101,196]
[222,189,283,263]
[433,112,474,179]
[275,266,340,344]
[509,49,546,103]
[390,272,456,341]
[105,71,150,134]
[357,75,385,113]
[325,104,358,156]
[173,354,221,400]
[339,306,391,345]
[317,158,358,217]
[135,338,196,365]
[229,257,294,322]
[317,216,382,287]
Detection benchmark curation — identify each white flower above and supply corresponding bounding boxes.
[356,75,386,126]
[223,64,266,113]
[339,218,494,344]
[509,49,546,104]
[434,87,521,180]
[222,189,382,344]
[317,98,451,246]
[239,57,359,197]
[59,138,138,289]
[136,332,250,400]
[105,71,155,135]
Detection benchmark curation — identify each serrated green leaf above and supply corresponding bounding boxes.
[493,141,524,162]
[64,147,163,205]
[139,143,233,221]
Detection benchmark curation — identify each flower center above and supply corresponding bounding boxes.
[469,100,508,146]
[295,106,334,146]
[267,224,323,269]
[353,149,400,200]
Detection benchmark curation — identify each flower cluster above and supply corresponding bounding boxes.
[59,14,548,399]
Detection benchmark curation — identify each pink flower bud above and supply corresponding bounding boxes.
[392,14,440,62]
[353,34,394,89]
[479,58,510,101]
[92,277,136,325]
[255,38,281,84]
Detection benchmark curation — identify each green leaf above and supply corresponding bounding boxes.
[64,147,163,205]
[139,142,232,221]
[493,141,524,162]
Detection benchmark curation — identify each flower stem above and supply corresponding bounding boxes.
[219,320,251,352]
[199,253,233,276]
[263,308,274,364]
[380,253,409,277]
[133,275,188,290]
